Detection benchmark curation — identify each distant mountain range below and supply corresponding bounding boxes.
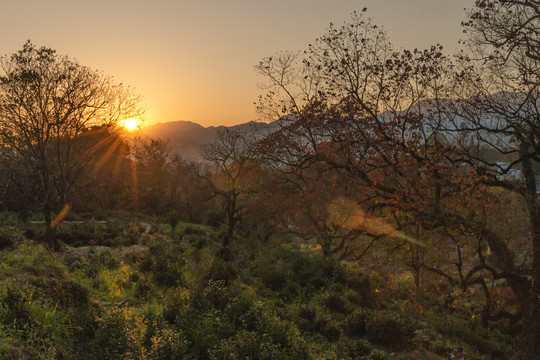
[138,95,522,163]
[139,120,278,161]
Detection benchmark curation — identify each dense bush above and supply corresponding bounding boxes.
[32,278,89,308]
[139,235,186,286]
[0,220,517,359]
[365,309,416,347]
[22,218,146,247]
[334,338,373,359]
[248,244,348,301]
[93,307,132,359]
[0,287,32,329]
[0,225,24,249]
[343,308,369,337]
[429,314,513,358]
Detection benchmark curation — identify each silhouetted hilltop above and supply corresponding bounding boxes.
[140,120,277,160]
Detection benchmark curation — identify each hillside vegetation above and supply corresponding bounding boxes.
[0,218,514,359]
[2,2,540,358]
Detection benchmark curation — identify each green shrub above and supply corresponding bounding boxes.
[0,226,25,250]
[316,315,342,341]
[93,307,131,359]
[109,221,144,246]
[0,285,71,358]
[365,309,416,347]
[61,306,97,347]
[345,271,374,307]
[210,330,285,360]
[157,223,173,236]
[92,306,191,360]
[208,301,309,359]
[67,247,121,279]
[147,327,189,360]
[133,274,153,299]
[260,265,290,291]
[335,338,373,359]
[0,340,34,360]
[195,280,231,310]
[288,249,345,292]
[365,349,391,360]
[55,220,108,246]
[163,288,193,325]
[174,222,216,250]
[250,245,347,299]
[208,258,238,284]
[175,222,213,237]
[413,327,450,355]
[0,287,32,329]
[295,304,318,333]
[33,278,89,308]
[343,309,369,337]
[224,296,256,329]
[323,290,350,314]
[139,235,185,287]
[163,209,182,229]
[23,223,45,242]
[432,315,512,358]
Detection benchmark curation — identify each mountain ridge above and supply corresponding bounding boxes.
[139,120,276,161]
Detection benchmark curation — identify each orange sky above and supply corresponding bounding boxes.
[0,0,473,127]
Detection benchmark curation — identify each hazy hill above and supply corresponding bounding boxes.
[139,120,277,161]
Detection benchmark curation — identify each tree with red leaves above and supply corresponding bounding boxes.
[257,7,540,356]
[256,10,462,252]
[455,1,540,356]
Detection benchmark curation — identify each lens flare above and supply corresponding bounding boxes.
[51,204,71,229]
[328,197,426,247]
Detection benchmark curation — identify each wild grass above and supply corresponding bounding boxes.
[0,219,515,359]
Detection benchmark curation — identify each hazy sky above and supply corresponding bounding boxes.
[1,0,474,127]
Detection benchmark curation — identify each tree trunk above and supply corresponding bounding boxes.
[321,238,332,257]
[43,204,60,251]
[227,215,236,241]
[512,149,540,358]
[521,155,540,295]
[512,304,540,360]
[225,191,238,242]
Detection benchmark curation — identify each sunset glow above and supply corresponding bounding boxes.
[0,0,472,127]
[122,118,139,131]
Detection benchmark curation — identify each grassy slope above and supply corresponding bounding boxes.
[0,220,514,359]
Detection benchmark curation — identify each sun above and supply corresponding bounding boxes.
[122,118,139,131]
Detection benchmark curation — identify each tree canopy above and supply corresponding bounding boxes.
[0,41,144,248]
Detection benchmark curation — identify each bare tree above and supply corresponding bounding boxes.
[463,0,540,63]
[135,138,171,213]
[168,155,211,223]
[0,41,144,249]
[445,2,540,356]
[202,129,259,250]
